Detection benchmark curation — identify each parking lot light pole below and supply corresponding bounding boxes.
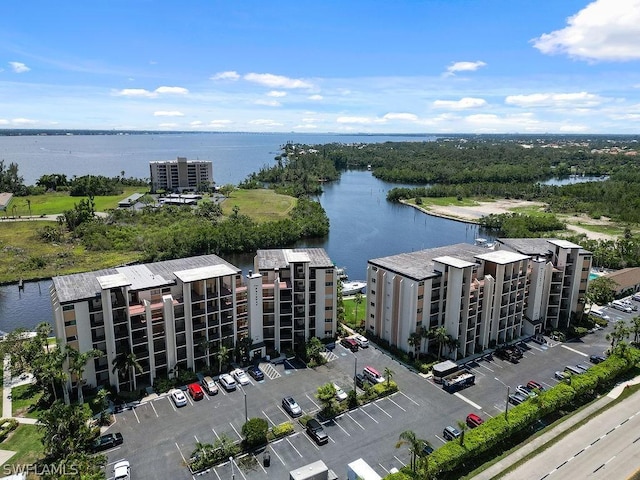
[495,377,510,422]
[230,456,235,480]
[239,385,248,424]
[353,355,358,393]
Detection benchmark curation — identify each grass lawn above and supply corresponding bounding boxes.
[221,189,297,222]
[342,297,366,329]
[4,187,148,217]
[11,384,46,419]
[405,196,479,208]
[0,424,44,469]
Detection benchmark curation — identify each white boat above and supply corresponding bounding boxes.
[341,281,367,296]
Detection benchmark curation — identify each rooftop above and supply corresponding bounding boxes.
[256,248,334,270]
[476,249,530,265]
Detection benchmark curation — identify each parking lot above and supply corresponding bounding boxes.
[101,299,635,480]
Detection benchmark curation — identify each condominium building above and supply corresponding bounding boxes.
[50,248,338,392]
[149,156,213,192]
[250,248,338,356]
[365,239,591,360]
[51,255,253,392]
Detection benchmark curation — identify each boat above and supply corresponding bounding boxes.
[341,281,367,296]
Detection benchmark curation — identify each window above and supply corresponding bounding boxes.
[371,278,376,283]
[325,281,333,287]
[325,306,333,311]
[63,305,74,311]
[325,317,333,323]
[64,319,76,327]
[66,335,77,342]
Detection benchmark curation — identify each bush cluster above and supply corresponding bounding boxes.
[0,419,18,441]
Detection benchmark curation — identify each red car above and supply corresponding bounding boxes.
[526,380,544,391]
[466,413,484,428]
[187,382,204,401]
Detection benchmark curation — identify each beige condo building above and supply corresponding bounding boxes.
[149,156,213,192]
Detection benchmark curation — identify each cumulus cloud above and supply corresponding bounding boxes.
[154,111,184,117]
[267,90,287,97]
[433,97,487,109]
[190,121,203,127]
[113,86,189,97]
[158,123,179,128]
[445,61,486,76]
[532,0,640,61]
[12,118,37,125]
[208,120,233,127]
[336,116,385,125]
[505,92,601,108]
[210,71,240,81]
[293,123,318,129]
[382,113,419,121]
[244,73,312,89]
[9,62,30,73]
[308,94,323,101]
[255,99,281,107]
[249,119,284,127]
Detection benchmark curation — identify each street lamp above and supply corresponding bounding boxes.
[238,385,248,424]
[353,354,358,393]
[495,377,510,422]
[229,456,235,480]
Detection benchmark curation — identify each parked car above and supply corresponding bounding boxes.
[113,460,130,480]
[170,388,187,407]
[466,413,484,428]
[231,368,250,386]
[354,335,369,348]
[509,393,527,405]
[340,338,359,352]
[247,365,264,381]
[632,292,640,302]
[526,380,544,391]
[590,354,606,364]
[612,300,632,313]
[306,418,329,445]
[554,371,568,380]
[333,383,348,401]
[282,396,302,417]
[219,373,237,391]
[516,341,531,351]
[576,363,591,372]
[187,382,204,400]
[421,441,434,455]
[443,425,461,441]
[355,373,368,388]
[91,432,123,452]
[201,376,218,395]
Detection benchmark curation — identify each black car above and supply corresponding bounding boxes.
[355,373,368,388]
[306,418,329,445]
[92,432,123,452]
[247,365,264,381]
[421,441,434,455]
[590,354,606,364]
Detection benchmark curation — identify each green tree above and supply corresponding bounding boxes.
[429,326,448,360]
[606,320,629,349]
[66,345,104,404]
[353,291,363,325]
[38,401,99,461]
[384,367,394,389]
[215,345,231,374]
[305,337,326,365]
[241,418,269,447]
[456,419,468,446]
[395,430,424,473]
[316,383,337,416]
[586,277,617,307]
[111,351,143,392]
[630,316,640,344]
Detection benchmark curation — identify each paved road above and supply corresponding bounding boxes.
[500,388,640,480]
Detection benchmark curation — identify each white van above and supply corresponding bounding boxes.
[589,308,610,320]
[363,366,385,384]
[612,300,632,313]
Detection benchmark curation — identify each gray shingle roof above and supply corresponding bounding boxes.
[255,248,333,270]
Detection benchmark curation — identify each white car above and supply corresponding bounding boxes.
[219,373,237,391]
[113,460,130,480]
[231,368,250,386]
[354,335,369,348]
[170,389,187,407]
[333,383,348,401]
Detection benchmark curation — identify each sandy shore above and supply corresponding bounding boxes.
[402,199,617,241]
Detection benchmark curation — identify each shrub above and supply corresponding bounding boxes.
[298,414,312,428]
[0,419,18,441]
[270,422,294,440]
[242,418,268,448]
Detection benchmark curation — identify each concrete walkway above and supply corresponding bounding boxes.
[2,356,38,424]
[472,375,640,480]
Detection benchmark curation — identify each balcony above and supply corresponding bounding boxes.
[191,290,205,302]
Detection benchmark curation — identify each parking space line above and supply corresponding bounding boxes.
[305,394,320,410]
[270,445,286,465]
[232,458,247,480]
[212,427,220,440]
[387,398,407,412]
[378,463,389,474]
[194,435,200,444]
[394,455,406,466]
[347,412,366,430]
[253,453,268,473]
[359,406,379,423]
[132,407,140,423]
[150,401,159,417]
[286,437,303,458]
[301,431,320,450]
[454,392,482,410]
[372,401,392,418]
[435,434,446,444]
[218,383,227,395]
[213,467,221,480]
[332,417,352,436]
[175,442,187,463]
[542,381,554,389]
[167,396,177,412]
[187,395,194,406]
[478,363,494,372]
[230,422,243,440]
[262,410,277,427]
[203,391,211,401]
[561,345,589,357]
[397,391,420,406]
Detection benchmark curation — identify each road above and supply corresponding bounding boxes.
[501,389,640,480]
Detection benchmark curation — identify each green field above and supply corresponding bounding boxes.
[0,424,44,469]
[405,196,479,208]
[221,189,297,222]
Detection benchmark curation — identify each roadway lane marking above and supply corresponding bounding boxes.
[435,434,446,444]
[194,435,199,444]
[454,392,482,410]
[150,401,159,417]
[397,391,420,406]
[262,410,277,426]
[359,405,379,423]
[372,401,392,418]
[387,397,407,412]
[560,345,588,357]
[347,412,365,430]
[286,437,303,457]
[305,393,320,410]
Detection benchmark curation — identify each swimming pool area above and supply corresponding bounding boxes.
[589,273,599,281]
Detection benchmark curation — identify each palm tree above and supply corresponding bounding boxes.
[456,419,468,446]
[384,366,394,389]
[446,335,461,360]
[112,351,143,392]
[408,331,422,357]
[353,292,363,326]
[215,345,230,374]
[66,345,103,404]
[630,316,640,343]
[606,320,629,349]
[430,326,448,360]
[395,430,424,472]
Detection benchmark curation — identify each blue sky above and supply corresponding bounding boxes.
[2,0,640,133]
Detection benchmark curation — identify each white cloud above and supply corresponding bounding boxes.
[293,124,318,129]
[255,99,281,107]
[382,112,419,121]
[445,61,486,76]
[267,90,287,97]
[208,120,233,127]
[433,97,487,109]
[308,94,323,101]
[336,116,384,125]
[0,119,9,125]
[154,111,184,117]
[190,121,203,126]
[249,119,284,127]
[158,122,179,128]
[532,0,640,61]
[559,124,590,132]
[505,92,601,108]
[244,73,313,89]
[210,71,240,81]
[12,118,36,125]
[113,86,189,98]
[9,62,30,73]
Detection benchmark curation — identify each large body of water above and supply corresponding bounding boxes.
[0,132,492,332]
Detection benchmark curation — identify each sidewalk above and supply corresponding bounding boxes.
[472,375,640,480]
